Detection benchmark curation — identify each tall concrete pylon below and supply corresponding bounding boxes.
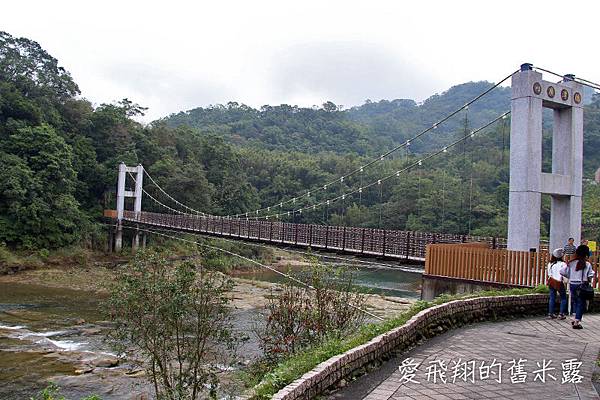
[115,162,144,252]
[508,64,584,252]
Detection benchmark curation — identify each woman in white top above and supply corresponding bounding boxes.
[560,244,595,329]
[547,248,567,319]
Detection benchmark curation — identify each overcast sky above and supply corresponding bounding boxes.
[3,0,599,121]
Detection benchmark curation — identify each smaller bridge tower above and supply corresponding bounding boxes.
[114,162,144,251]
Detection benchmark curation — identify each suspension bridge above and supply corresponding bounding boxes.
[104,64,599,295]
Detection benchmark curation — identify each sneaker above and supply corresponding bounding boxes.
[547,314,557,319]
[573,324,583,330]
[558,314,566,320]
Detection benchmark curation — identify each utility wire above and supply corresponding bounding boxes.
[117,224,385,321]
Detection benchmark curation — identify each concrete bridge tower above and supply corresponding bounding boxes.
[114,162,144,251]
[508,64,584,252]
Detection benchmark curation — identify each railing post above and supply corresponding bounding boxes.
[492,237,497,249]
[308,224,312,247]
[221,217,224,235]
[342,226,346,251]
[247,220,250,239]
[258,221,261,240]
[361,228,366,254]
[295,224,299,245]
[281,223,285,243]
[382,229,386,257]
[325,225,329,249]
[269,221,273,242]
[405,232,411,261]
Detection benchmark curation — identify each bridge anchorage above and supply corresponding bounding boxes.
[103,64,597,300]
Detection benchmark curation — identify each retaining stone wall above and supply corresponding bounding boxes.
[272,293,555,400]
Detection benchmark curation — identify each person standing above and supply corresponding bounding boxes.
[547,248,567,319]
[560,245,594,329]
[581,239,593,258]
[564,238,577,261]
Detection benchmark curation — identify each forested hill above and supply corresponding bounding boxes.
[160,82,511,155]
[2,30,600,251]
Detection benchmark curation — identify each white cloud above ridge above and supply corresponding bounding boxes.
[2,0,599,121]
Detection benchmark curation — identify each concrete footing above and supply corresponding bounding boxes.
[420,274,523,301]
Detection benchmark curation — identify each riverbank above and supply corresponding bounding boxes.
[0,255,418,399]
[0,265,415,319]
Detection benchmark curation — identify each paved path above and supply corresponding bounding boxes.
[330,315,600,399]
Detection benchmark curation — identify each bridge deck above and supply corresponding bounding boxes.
[106,210,506,263]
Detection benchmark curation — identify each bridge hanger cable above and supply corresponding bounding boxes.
[532,66,600,91]
[122,223,423,273]
[227,70,519,218]
[116,224,385,321]
[247,111,510,220]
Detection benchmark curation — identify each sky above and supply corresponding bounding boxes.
[2,0,600,122]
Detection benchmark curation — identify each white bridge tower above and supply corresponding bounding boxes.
[508,64,584,252]
[114,162,144,251]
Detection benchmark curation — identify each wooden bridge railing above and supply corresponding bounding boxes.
[104,210,509,261]
[425,243,600,288]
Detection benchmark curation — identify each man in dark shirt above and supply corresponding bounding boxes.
[564,237,577,260]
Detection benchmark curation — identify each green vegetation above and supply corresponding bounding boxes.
[248,285,549,399]
[107,251,238,399]
[30,383,100,400]
[1,29,599,251]
[256,262,366,363]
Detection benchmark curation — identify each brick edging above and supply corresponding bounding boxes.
[272,293,555,400]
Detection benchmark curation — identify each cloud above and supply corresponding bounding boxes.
[267,41,442,108]
[97,63,235,121]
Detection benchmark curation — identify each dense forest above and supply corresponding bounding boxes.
[1,30,599,250]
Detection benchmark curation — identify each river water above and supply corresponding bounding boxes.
[0,265,421,399]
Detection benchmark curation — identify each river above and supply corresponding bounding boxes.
[0,264,422,399]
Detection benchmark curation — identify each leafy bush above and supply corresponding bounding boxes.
[255,262,366,363]
[106,250,238,400]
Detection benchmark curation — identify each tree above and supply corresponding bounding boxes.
[0,125,85,248]
[107,251,237,399]
[0,31,79,100]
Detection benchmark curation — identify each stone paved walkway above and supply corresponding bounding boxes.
[330,314,600,399]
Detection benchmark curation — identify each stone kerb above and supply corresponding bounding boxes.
[271,293,550,400]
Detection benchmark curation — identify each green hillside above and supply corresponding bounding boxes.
[1,30,599,250]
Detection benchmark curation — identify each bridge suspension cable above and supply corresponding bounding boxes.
[533,66,600,91]
[117,224,385,321]
[143,169,209,216]
[247,111,510,220]
[127,171,188,215]
[226,70,519,219]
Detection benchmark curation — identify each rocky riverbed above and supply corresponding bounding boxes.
[0,262,418,399]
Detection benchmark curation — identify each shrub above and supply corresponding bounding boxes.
[106,250,237,399]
